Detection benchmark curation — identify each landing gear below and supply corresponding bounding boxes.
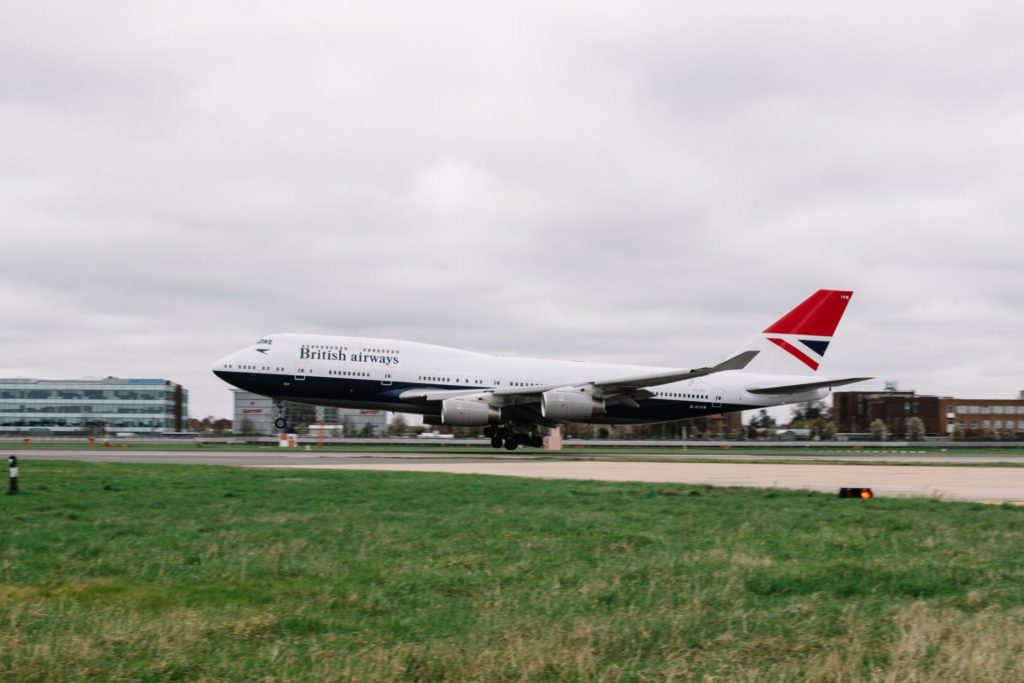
[488,425,545,450]
[487,426,511,449]
[273,401,290,432]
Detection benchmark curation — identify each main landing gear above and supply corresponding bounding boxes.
[484,426,544,451]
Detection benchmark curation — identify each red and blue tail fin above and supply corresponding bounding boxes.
[738,290,853,375]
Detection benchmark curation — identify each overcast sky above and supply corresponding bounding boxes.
[2,1,1022,419]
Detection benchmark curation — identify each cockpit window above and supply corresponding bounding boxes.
[256,338,273,346]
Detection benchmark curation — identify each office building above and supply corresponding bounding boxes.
[0,378,188,435]
[232,390,390,436]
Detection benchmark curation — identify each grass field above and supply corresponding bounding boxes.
[3,461,1024,681]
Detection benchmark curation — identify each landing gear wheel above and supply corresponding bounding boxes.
[483,426,496,439]
[503,438,518,451]
[529,434,543,448]
[274,417,288,430]
[490,436,503,449]
[496,427,511,440]
[515,432,529,445]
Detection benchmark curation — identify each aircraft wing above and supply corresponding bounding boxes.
[584,350,759,396]
[397,387,493,401]
[397,350,759,404]
[745,376,871,395]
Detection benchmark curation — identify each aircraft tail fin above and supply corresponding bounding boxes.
[735,289,854,376]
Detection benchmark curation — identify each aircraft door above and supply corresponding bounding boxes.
[359,349,393,387]
[293,361,307,381]
[711,388,723,408]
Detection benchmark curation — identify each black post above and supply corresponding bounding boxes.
[8,455,18,494]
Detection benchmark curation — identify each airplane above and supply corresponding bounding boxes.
[213,289,869,449]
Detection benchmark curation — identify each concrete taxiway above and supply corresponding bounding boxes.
[13,448,1024,503]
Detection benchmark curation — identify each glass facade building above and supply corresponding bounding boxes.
[0,378,188,435]
[232,389,389,436]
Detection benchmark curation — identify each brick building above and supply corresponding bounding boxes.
[834,390,1024,439]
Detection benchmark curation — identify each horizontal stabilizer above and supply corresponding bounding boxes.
[746,377,871,395]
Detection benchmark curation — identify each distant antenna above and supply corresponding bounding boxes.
[884,381,899,393]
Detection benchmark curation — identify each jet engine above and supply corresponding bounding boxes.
[541,390,606,420]
[441,398,501,426]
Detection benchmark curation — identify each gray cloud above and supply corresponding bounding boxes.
[1,1,1022,418]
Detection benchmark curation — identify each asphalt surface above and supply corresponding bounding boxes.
[12,447,1024,503]
[14,449,480,467]
[14,448,1024,465]
[283,461,1024,503]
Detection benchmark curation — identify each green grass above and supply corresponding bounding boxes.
[4,462,1024,681]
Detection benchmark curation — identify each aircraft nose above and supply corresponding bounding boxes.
[212,353,239,382]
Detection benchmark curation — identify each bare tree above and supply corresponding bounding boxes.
[820,421,837,441]
[389,415,408,437]
[748,409,775,440]
[906,416,926,441]
[789,400,830,427]
[870,419,888,441]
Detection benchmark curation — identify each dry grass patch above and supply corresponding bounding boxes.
[5,462,1024,681]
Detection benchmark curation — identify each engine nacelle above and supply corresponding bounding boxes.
[541,390,605,421]
[440,398,501,426]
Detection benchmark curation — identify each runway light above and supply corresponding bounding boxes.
[838,487,873,499]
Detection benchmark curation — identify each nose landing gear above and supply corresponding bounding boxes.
[273,401,291,432]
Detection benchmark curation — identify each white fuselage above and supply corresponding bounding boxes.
[213,333,827,425]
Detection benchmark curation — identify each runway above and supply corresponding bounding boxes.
[259,461,1024,503]
[15,448,1024,503]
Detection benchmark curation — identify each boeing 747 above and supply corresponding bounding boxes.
[213,289,868,449]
